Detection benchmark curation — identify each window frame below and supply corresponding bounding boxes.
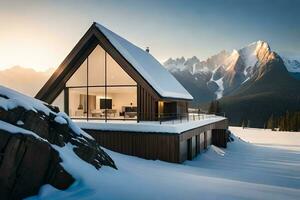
[65,45,137,121]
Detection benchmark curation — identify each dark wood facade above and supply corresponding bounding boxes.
[137,85,157,121]
[85,118,228,163]
[211,129,228,148]
[87,130,180,163]
[36,23,191,121]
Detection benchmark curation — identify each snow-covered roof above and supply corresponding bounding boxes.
[95,23,193,100]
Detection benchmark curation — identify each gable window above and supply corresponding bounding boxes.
[64,44,137,121]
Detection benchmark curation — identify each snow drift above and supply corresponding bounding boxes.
[0,86,116,200]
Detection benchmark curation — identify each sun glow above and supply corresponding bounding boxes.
[0,22,69,71]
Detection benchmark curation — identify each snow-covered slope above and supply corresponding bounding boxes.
[283,57,300,73]
[230,126,300,151]
[0,86,116,199]
[28,127,300,200]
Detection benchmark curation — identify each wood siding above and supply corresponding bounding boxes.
[85,130,180,163]
[84,119,228,163]
[137,85,157,121]
[212,129,228,148]
[178,119,228,162]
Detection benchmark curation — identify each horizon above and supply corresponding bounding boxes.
[0,39,297,72]
[0,0,299,71]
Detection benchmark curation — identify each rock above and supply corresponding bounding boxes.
[0,86,116,200]
[207,80,219,92]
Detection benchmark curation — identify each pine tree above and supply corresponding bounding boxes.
[274,116,278,131]
[215,100,221,114]
[297,112,300,131]
[242,120,246,129]
[267,114,274,131]
[208,101,215,114]
[285,111,290,131]
[279,116,285,131]
[276,111,300,132]
[247,120,251,128]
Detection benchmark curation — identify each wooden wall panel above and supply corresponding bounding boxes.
[207,130,212,146]
[137,85,157,121]
[85,130,180,163]
[179,119,228,141]
[84,119,228,164]
[200,133,205,151]
[212,129,228,148]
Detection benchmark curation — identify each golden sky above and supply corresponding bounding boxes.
[0,0,299,71]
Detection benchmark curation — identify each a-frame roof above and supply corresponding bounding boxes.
[36,22,193,102]
[95,23,193,100]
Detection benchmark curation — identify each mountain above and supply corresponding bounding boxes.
[282,57,300,80]
[164,41,300,127]
[283,57,300,73]
[220,52,300,127]
[0,66,54,96]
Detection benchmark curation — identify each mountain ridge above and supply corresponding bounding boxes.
[164,41,300,127]
[164,40,300,102]
[0,66,54,96]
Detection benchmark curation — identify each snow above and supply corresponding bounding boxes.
[164,57,186,72]
[0,120,46,141]
[214,77,224,99]
[0,85,93,140]
[57,112,93,140]
[225,49,240,71]
[209,67,224,99]
[239,41,260,76]
[241,77,250,84]
[74,115,225,134]
[95,23,193,100]
[0,85,52,115]
[27,126,300,200]
[230,126,300,151]
[17,120,24,125]
[283,57,300,73]
[54,115,68,125]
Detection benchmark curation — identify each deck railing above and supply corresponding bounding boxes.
[137,112,226,124]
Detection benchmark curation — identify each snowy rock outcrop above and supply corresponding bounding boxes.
[0,86,116,200]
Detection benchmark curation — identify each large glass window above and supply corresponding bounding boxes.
[88,87,105,119]
[107,87,137,119]
[66,60,87,87]
[66,44,137,121]
[69,87,87,118]
[88,45,105,86]
[52,91,64,112]
[107,54,136,86]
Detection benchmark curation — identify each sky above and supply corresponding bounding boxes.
[0,0,299,71]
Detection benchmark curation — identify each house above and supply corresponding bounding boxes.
[36,22,193,122]
[36,22,228,163]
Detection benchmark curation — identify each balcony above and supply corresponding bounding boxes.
[74,112,227,134]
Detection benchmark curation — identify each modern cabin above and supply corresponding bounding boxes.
[36,22,228,163]
[36,22,193,122]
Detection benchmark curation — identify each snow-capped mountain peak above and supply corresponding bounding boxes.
[164,40,300,101]
[282,57,300,73]
[164,57,186,72]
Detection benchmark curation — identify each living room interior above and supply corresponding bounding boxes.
[53,44,138,120]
